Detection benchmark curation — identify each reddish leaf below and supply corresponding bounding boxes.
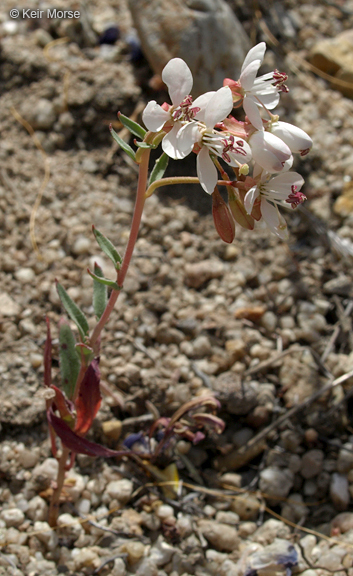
[75,359,102,435]
[48,410,126,458]
[44,317,52,387]
[51,385,74,423]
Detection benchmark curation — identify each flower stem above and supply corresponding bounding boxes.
[90,148,151,349]
[145,176,237,198]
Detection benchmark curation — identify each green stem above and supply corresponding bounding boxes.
[90,148,151,349]
[145,176,237,198]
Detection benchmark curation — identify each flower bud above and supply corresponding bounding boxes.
[228,188,254,230]
[212,187,235,243]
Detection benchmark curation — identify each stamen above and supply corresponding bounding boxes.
[286,185,306,208]
[171,95,200,122]
[272,69,289,93]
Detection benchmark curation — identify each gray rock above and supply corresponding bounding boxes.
[300,449,324,479]
[259,467,294,500]
[337,442,353,474]
[330,473,350,511]
[128,0,250,95]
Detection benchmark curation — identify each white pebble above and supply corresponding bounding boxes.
[0,508,24,527]
[112,557,126,576]
[26,496,48,522]
[105,479,133,504]
[73,236,91,255]
[156,504,175,521]
[34,521,58,550]
[15,267,35,283]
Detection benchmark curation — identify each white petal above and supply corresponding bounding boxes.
[142,101,170,131]
[197,147,218,194]
[261,199,288,240]
[254,91,280,110]
[250,131,291,173]
[241,42,266,73]
[243,96,263,130]
[271,121,313,154]
[244,186,259,214]
[204,86,233,128]
[177,121,201,155]
[268,171,304,193]
[162,58,193,106]
[240,59,262,91]
[162,123,189,159]
[192,92,216,122]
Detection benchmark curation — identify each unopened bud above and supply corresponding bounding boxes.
[212,187,235,243]
[228,188,254,230]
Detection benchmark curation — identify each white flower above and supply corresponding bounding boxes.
[244,170,305,240]
[239,42,288,130]
[175,87,252,194]
[249,130,293,173]
[142,58,201,158]
[269,121,313,156]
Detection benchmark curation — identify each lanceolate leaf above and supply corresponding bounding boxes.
[134,140,153,149]
[110,124,136,162]
[118,112,147,140]
[48,410,127,458]
[148,152,169,186]
[75,359,102,436]
[87,268,120,291]
[92,227,122,270]
[56,283,90,341]
[59,319,80,399]
[44,317,52,388]
[91,263,107,320]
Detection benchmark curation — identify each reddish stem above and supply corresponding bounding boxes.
[48,446,70,527]
[90,148,150,349]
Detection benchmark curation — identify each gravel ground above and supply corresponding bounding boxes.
[1,1,353,575]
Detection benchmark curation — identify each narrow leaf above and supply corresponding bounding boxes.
[110,124,136,161]
[148,152,169,186]
[87,268,120,290]
[48,410,127,458]
[92,226,122,270]
[118,112,147,139]
[44,317,52,388]
[75,359,102,436]
[56,283,90,341]
[59,319,80,399]
[92,263,107,319]
[134,140,153,149]
[51,385,74,423]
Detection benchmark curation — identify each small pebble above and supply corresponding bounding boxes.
[330,473,350,511]
[0,508,25,527]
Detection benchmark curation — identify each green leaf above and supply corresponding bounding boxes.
[91,263,107,320]
[118,112,147,140]
[88,267,121,291]
[92,226,122,270]
[149,152,169,186]
[110,124,136,161]
[135,140,153,149]
[56,283,90,341]
[58,320,80,399]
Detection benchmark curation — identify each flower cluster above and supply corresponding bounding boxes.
[142,43,312,241]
